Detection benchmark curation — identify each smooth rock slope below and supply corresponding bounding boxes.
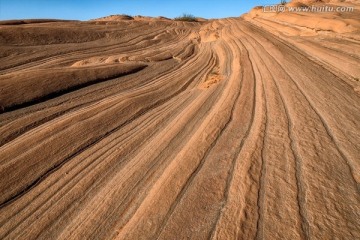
[0,1,359,239]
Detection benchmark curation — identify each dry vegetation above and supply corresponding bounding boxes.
[174,13,198,22]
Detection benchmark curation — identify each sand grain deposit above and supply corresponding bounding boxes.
[0,0,359,239]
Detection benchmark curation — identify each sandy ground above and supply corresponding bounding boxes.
[0,1,359,239]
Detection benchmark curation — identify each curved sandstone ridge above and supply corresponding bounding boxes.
[246,0,360,34]
[0,6,359,240]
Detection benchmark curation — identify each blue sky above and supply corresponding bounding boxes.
[0,0,278,20]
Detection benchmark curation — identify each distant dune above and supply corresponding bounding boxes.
[92,14,135,21]
[0,19,78,25]
[0,0,359,239]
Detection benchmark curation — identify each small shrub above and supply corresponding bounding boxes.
[174,13,197,22]
[280,0,287,5]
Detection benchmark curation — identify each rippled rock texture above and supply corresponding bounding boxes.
[0,2,359,239]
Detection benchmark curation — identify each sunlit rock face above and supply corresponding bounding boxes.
[0,4,359,239]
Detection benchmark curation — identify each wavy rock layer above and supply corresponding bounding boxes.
[0,6,359,240]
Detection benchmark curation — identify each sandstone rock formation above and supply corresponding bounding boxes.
[0,1,359,239]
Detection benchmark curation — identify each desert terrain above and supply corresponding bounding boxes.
[0,0,359,239]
